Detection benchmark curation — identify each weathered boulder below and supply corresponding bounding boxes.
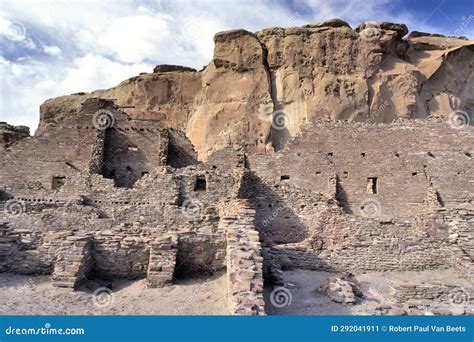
[0,122,30,148]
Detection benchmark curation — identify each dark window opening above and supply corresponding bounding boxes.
[427,152,435,158]
[343,171,348,178]
[280,175,290,181]
[52,176,66,190]
[194,176,207,191]
[327,152,333,157]
[412,172,418,176]
[465,152,471,158]
[367,177,378,194]
[361,153,366,157]
[141,171,149,177]
[394,152,400,157]
[316,171,321,175]
[126,166,133,172]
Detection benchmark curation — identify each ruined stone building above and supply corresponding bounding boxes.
[0,19,473,315]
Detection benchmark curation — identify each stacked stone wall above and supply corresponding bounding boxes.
[221,199,265,315]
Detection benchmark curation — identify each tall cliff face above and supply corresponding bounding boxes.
[37,19,474,159]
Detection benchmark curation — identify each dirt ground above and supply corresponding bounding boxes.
[265,269,473,315]
[1,269,471,315]
[0,272,229,315]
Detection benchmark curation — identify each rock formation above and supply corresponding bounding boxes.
[37,20,473,159]
[0,122,30,149]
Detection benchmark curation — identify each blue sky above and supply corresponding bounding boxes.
[1,0,473,132]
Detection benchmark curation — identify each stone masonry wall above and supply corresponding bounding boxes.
[221,199,265,315]
[52,235,94,288]
[249,120,473,219]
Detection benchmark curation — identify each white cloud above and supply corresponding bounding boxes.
[43,45,61,57]
[0,54,152,133]
[0,0,471,133]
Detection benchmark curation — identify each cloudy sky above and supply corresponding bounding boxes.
[1,0,473,133]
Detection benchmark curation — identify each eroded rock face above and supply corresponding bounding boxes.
[187,29,273,158]
[0,122,30,148]
[37,19,474,159]
[38,68,201,134]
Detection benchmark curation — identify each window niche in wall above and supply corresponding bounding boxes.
[52,176,66,189]
[367,177,378,194]
[280,175,290,181]
[194,175,207,191]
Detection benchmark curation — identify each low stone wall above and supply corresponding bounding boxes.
[52,235,94,288]
[442,208,474,280]
[0,223,20,272]
[391,280,473,314]
[146,234,178,287]
[221,199,265,315]
[392,282,459,304]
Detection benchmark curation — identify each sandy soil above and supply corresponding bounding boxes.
[2,269,471,315]
[0,272,229,315]
[265,269,472,315]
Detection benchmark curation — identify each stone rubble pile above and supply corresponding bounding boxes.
[326,276,358,304]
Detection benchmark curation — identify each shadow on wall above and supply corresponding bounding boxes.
[166,129,198,168]
[101,129,150,188]
[336,175,353,214]
[238,172,307,244]
[269,126,291,152]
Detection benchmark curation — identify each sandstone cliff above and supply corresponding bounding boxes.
[37,19,474,159]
